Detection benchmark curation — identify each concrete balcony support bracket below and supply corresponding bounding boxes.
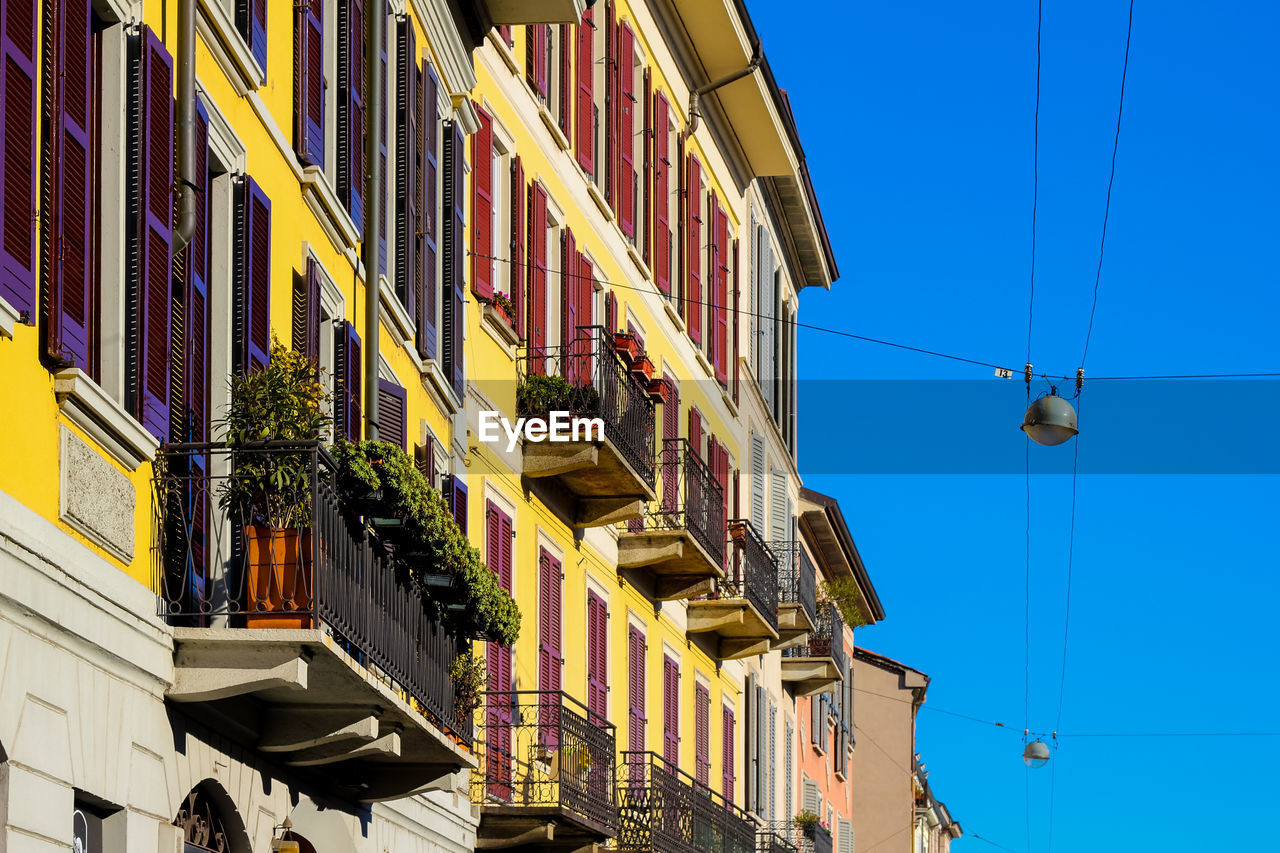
[574,497,645,528]
[686,605,746,634]
[257,706,381,753]
[170,641,309,702]
[523,442,600,478]
[616,532,685,568]
[286,731,402,767]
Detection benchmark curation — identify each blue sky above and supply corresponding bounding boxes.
[749,0,1280,850]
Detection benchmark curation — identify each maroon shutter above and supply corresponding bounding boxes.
[688,408,702,460]
[376,377,408,449]
[236,0,268,72]
[418,63,439,361]
[538,548,563,692]
[394,16,416,317]
[604,290,617,334]
[586,590,607,721]
[695,683,710,786]
[378,17,388,277]
[295,0,324,167]
[685,155,702,343]
[528,182,548,369]
[338,0,365,229]
[662,376,679,511]
[334,320,362,440]
[133,28,174,437]
[628,626,646,751]
[234,176,271,373]
[42,0,96,368]
[447,475,467,532]
[0,0,38,317]
[558,24,572,134]
[486,501,514,801]
[184,104,211,443]
[662,655,679,764]
[526,25,548,100]
[604,2,617,205]
[575,10,594,174]
[653,92,670,296]
[471,105,494,300]
[293,257,321,364]
[617,24,635,239]
[642,67,651,262]
[713,199,729,385]
[722,706,735,799]
[561,227,577,349]
[732,237,740,402]
[510,156,526,337]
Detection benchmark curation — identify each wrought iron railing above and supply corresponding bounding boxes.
[782,601,845,674]
[617,752,757,853]
[719,520,779,633]
[151,441,472,744]
[758,824,801,853]
[772,541,817,627]
[516,325,655,487]
[471,691,618,832]
[623,438,725,566]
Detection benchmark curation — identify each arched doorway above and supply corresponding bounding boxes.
[173,782,249,853]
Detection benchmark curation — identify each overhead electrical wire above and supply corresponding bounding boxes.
[469,251,1277,382]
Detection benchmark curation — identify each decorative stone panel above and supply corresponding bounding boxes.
[59,426,136,562]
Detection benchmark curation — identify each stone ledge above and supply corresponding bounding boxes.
[196,0,265,95]
[0,294,22,339]
[53,368,159,472]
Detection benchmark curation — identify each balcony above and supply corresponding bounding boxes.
[518,327,656,528]
[471,691,618,853]
[482,0,587,25]
[771,541,817,650]
[686,520,779,661]
[780,602,844,696]
[758,825,800,853]
[617,439,726,601]
[153,442,473,801]
[617,752,757,853]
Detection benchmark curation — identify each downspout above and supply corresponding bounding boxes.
[362,0,383,439]
[172,0,197,250]
[681,39,762,141]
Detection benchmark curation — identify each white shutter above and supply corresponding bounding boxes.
[749,212,757,364]
[756,684,767,809]
[802,777,821,815]
[750,434,766,532]
[768,702,777,820]
[745,674,757,812]
[838,819,854,853]
[770,469,788,542]
[759,228,775,412]
[784,721,793,821]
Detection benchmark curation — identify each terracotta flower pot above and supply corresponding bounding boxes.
[612,332,640,363]
[647,378,671,403]
[245,525,314,628]
[630,355,655,381]
[728,520,749,540]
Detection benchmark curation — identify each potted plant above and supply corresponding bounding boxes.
[646,377,671,404]
[629,353,655,381]
[449,652,486,726]
[216,337,331,628]
[612,331,640,364]
[794,810,820,837]
[492,291,516,327]
[728,520,749,540]
[819,578,870,628]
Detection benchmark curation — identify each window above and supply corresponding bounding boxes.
[694,682,710,786]
[538,546,563,693]
[628,625,646,751]
[662,653,679,763]
[722,704,735,800]
[586,590,608,721]
[683,155,704,342]
[0,0,38,322]
[294,0,324,167]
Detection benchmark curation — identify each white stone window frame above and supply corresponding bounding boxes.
[488,107,516,302]
[544,189,567,348]
[196,0,266,95]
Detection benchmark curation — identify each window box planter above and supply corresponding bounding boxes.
[646,377,671,404]
[729,520,749,540]
[629,354,654,381]
[612,332,641,364]
[245,526,314,628]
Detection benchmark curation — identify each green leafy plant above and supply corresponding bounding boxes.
[449,652,487,720]
[491,290,516,319]
[216,337,331,528]
[517,374,574,415]
[331,440,522,645]
[794,810,820,832]
[819,577,869,628]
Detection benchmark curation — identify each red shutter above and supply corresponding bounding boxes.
[722,706,735,799]
[418,63,439,361]
[510,156,526,337]
[642,67,651,262]
[486,506,513,801]
[605,2,617,203]
[575,10,594,174]
[338,0,365,230]
[695,683,710,786]
[527,25,548,100]
[335,320,362,440]
[295,0,324,167]
[470,105,494,300]
[395,16,417,316]
[528,182,548,368]
[661,376,679,511]
[134,28,174,437]
[561,227,577,349]
[234,176,271,373]
[713,199,729,385]
[538,548,563,692]
[236,0,268,72]
[653,92,671,296]
[0,0,38,318]
[616,24,636,238]
[42,0,96,368]
[732,236,740,402]
[685,155,702,343]
[604,289,617,334]
[559,24,573,134]
[662,655,679,764]
[688,408,702,460]
[628,626,645,751]
[293,257,321,365]
[586,590,607,721]
[376,377,408,449]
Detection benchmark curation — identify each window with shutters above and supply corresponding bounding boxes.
[586,590,608,723]
[627,624,646,752]
[441,120,466,400]
[683,155,704,343]
[574,9,595,176]
[662,653,679,764]
[537,547,563,694]
[376,376,407,449]
[721,704,735,801]
[590,4,610,189]
[694,682,710,786]
[293,0,324,168]
[784,720,793,822]
[232,0,268,73]
[336,0,364,229]
[651,92,674,298]
[1,0,39,323]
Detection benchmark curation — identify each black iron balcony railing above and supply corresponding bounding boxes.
[471,691,618,832]
[782,600,845,674]
[152,441,472,744]
[627,438,725,564]
[772,541,817,627]
[617,752,756,853]
[516,325,655,486]
[757,826,800,853]
[720,520,779,633]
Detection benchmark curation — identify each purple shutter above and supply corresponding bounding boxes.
[376,376,407,449]
[418,63,439,361]
[470,105,494,300]
[333,320,361,440]
[233,175,271,373]
[449,475,468,533]
[337,0,365,230]
[586,590,607,721]
[695,683,710,786]
[0,0,38,317]
[235,0,268,73]
[663,655,679,764]
[561,227,577,349]
[295,0,324,167]
[43,0,95,368]
[510,156,525,338]
[394,17,416,317]
[722,706,735,799]
[378,12,388,277]
[184,102,211,443]
[133,28,173,437]
[444,120,465,399]
[628,626,646,752]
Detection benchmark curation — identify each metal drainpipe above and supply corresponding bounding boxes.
[363,0,383,440]
[681,39,763,141]
[172,0,197,250]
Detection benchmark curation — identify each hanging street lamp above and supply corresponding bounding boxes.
[1022,739,1051,768]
